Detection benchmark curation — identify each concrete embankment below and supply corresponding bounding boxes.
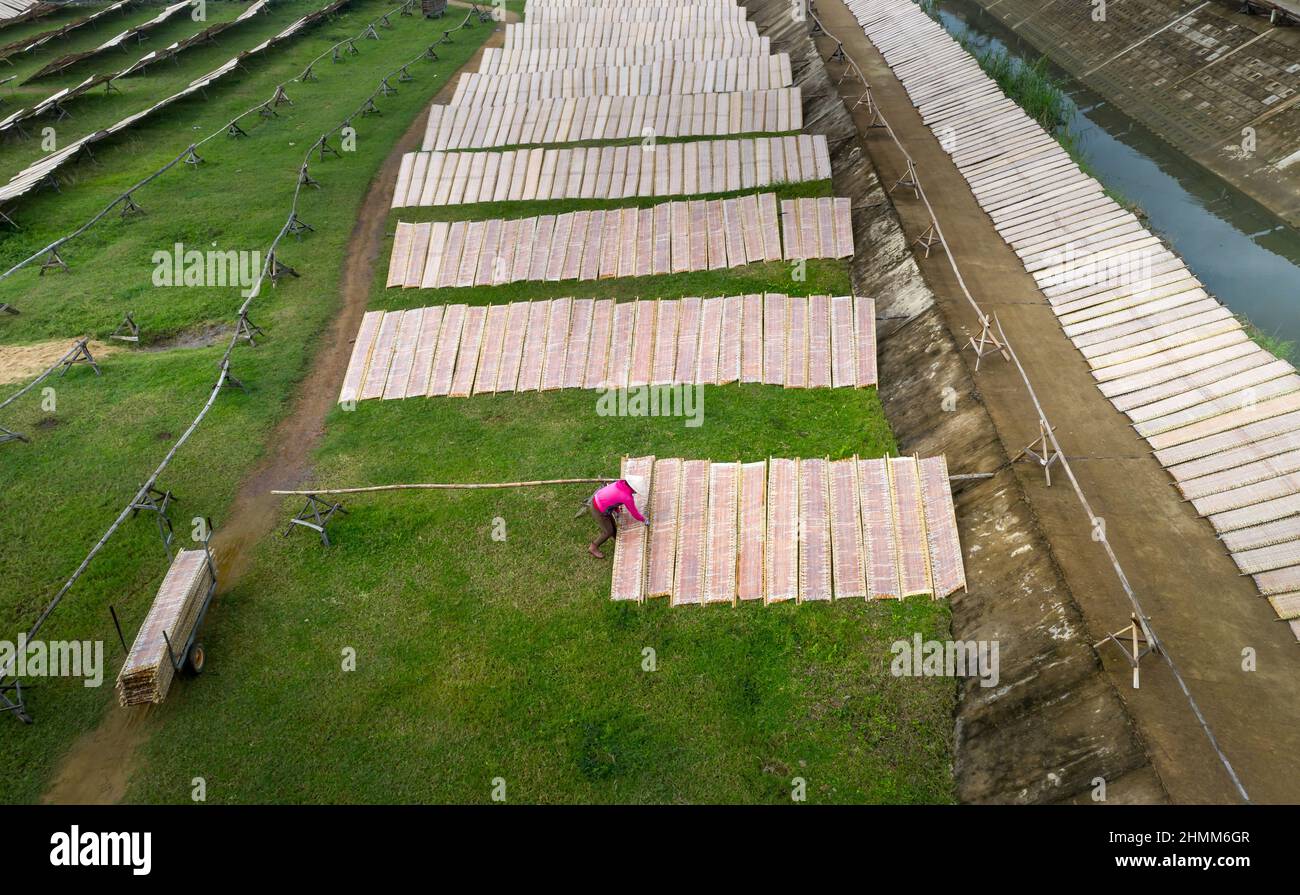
[968,0,1300,229]
[808,0,1300,804]
[746,0,1166,803]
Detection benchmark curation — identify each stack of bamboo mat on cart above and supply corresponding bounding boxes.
[116,549,212,706]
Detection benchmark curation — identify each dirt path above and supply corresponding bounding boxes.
[40,14,511,806]
[813,0,1300,803]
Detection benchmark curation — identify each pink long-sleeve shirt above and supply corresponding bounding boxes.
[593,480,646,522]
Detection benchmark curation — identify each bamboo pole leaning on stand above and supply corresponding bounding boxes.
[273,479,619,544]
[272,478,615,496]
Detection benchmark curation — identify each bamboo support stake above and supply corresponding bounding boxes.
[272,478,615,496]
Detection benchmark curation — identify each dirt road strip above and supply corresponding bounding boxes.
[40,8,514,806]
[813,0,1300,802]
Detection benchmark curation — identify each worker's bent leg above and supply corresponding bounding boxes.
[589,501,616,547]
[588,500,616,558]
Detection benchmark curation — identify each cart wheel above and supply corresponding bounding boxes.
[185,642,206,676]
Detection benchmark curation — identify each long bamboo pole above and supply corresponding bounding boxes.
[271,478,615,496]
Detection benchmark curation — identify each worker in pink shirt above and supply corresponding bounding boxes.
[585,475,648,559]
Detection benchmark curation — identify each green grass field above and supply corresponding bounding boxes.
[126,387,953,804]
[0,0,956,804]
[0,2,312,185]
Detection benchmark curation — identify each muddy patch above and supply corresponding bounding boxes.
[139,321,234,352]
